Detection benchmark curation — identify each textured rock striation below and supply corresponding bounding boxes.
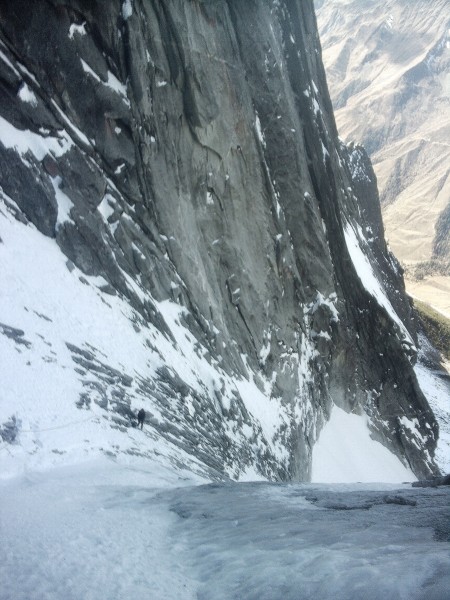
[0,0,440,479]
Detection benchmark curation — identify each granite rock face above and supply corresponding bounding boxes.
[0,0,440,479]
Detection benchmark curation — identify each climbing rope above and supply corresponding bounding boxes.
[4,415,98,435]
[0,415,100,452]
[0,442,12,454]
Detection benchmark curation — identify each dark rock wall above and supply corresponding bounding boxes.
[0,0,439,478]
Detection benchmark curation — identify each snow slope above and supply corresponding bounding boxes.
[0,197,283,481]
[2,195,436,484]
[312,405,415,483]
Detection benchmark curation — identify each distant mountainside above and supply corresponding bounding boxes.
[315,0,450,316]
[0,0,444,481]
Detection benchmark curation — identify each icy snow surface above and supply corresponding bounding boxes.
[0,191,292,478]
[312,405,415,483]
[17,83,38,107]
[80,58,129,104]
[415,363,450,473]
[0,197,223,477]
[68,22,87,39]
[0,193,441,484]
[0,459,448,600]
[344,221,414,346]
[122,0,133,20]
[0,114,73,160]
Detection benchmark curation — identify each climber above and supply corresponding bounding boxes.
[137,408,145,430]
